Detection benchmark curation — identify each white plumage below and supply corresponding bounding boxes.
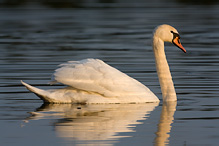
[53,59,155,98]
[21,58,158,103]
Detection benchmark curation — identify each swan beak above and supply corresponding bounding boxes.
[173,37,186,53]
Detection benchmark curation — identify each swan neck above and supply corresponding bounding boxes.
[153,37,177,101]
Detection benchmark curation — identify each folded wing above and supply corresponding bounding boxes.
[52,59,154,98]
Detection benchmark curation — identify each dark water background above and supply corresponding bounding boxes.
[1,0,219,145]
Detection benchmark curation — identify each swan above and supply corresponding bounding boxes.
[21,24,186,104]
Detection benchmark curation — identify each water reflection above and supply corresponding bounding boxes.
[25,103,158,145]
[23,102,177,145]
[154,102,177,146]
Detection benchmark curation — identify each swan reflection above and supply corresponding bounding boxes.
[154,102,177,146]
[26,103,158,145]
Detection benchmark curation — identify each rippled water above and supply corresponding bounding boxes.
[1,1,219,146]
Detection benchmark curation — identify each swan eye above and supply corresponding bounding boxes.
[170,31,180,39]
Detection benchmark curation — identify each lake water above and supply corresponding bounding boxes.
[1,1,219,146]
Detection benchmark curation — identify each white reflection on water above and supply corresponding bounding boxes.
[154,102,177,146]
[25,103,158,145]
[24,102,177,146]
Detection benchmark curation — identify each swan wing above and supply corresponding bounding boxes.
[52,59,153,97]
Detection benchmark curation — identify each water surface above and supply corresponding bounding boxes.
[1,1,219,146]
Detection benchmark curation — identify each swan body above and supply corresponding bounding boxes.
[21,24,186,104]
[21,59,158,103]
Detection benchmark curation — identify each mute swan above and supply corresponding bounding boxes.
[21,24,186,104]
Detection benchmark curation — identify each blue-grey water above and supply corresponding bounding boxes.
[1,1,219,146]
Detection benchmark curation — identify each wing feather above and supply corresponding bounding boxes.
[52,59,152,97]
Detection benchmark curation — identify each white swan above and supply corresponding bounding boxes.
[21,24,186,104]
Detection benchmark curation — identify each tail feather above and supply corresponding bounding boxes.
[21,80,51,102]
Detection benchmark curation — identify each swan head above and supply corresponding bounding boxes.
[153,24,186,53]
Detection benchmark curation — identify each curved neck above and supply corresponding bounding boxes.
[153,37,177,101]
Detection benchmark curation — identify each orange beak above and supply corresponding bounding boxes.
[172,37,186,53]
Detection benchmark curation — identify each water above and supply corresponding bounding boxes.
[1,1,219,146]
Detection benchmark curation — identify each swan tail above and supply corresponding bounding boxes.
[21,80,51,102]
